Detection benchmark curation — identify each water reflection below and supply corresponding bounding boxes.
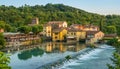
[18,48,44,60]
[18,50,32,60]
[10,42,87,69]
[17,42,86,60]
[45,42,67,53]
[45,42,86,53]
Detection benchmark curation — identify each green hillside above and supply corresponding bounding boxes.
[0,3,120,35]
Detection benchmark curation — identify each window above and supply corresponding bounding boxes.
[48,30,50,33]
[55,36,57,39]
[55,33,58,35]
[74,32,76,35]
[71,32,73,35]
[71,32,76,35]
[88,35,94,38]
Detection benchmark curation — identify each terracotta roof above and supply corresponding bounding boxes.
[48,21,66,24]
[104,34,117,37]
[69,24,99,31]
[83,25,99,28]
[70,24,82,27]
[70,24,83,28]
[67,28,83,32]
[44,23,51,27]
[86,31,100,35]
[44,21,66,27]
[52,28,66,33]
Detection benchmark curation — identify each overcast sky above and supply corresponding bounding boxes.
[0,0,120,15]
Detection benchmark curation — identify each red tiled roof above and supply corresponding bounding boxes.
[44,21,66,27]
[104,34,117,37]
[69,24,99,31]
[52,28,66,33]
[83,25,99,28]
[86,31,100,35]
[67,28,83,32]
[48,21,66,24]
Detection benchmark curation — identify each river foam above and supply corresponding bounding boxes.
[59,44,114,69]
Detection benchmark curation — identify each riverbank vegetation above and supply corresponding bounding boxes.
[0,52,11,69]
[107,38,120,69]
[0,4,120,36]
[0,33,6,49]
[0,33,11,68]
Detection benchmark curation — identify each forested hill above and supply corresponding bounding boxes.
[0,3,120,35]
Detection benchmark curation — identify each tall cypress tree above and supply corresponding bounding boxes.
[100,18,103,31]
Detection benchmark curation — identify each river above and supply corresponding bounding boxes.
[59,45,115,69]
[8,42,115,69]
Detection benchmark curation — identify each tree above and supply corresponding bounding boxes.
[99,17,106,31]
[17,26,31,34]
[32,25,43,34]
[0,21,12,32]
[0,21,5,29]
[32,26,40,34]
[0,33,6,49]
[0,52,11,69]
[106,26,117,34]
[116,26,120,36]
[4,24,12,32]
[107,38,118,46]
[38,25,43,32]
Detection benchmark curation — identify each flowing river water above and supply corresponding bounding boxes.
[8,42,115,69]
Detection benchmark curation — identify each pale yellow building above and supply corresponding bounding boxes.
[43,21,68,37]
[67,29,86,42]
[43,25,52,37]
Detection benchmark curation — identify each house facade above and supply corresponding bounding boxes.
[69,24,99,31]
[43,25,52,37]
[4,33,40,47]
[28,17,39,26]
[52,28,67,41]
[43,21,68,38]
[47,21,67,28]
[67,29,86,42]
[43,22,104,43]
[83,25,99,31]
[86,31,104,44]
[70,24,84,30]
[104,34,118,40]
